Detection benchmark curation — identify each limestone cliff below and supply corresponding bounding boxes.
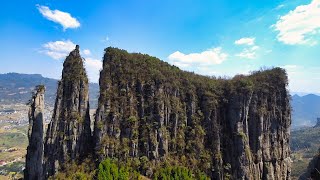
[24,85,45,180]
[43,45,92,178]
[93,47,292,179]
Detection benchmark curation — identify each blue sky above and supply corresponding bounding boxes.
[1,0,320,93]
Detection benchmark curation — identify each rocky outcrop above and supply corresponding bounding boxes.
[28,46,291,179]
[93,47,292,179]
[43,45,92,178]
[24,85,45,180]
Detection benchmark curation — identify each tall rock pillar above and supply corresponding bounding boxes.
[43,45,92,178]
[24,85,45,180]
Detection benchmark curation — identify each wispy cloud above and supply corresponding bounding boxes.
[168,48,228,68]
[273,0,320,45]
[275,4,285,10]
[236,46,259,59]
[234,37,255,46]
[234,37,259,59]
[36,5,80,30]
[83,49,91,56]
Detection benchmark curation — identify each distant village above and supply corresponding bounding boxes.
[0,103,53,129]
[0,102,53,176]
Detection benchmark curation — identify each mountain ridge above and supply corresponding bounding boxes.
[0,72,99,107]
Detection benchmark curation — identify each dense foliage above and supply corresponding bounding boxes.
[62,47,88,84]
[97,159,140,180]
[48,159,95,180]
[153,166,209,180]
[49,158,209,180]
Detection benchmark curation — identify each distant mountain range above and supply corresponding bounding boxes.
[0,73,318,128]
[0,73,99,107]
[291,94,320,129]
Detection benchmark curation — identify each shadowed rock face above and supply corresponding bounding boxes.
[93,47,292,179]
[43,45,92,178]
[24,85,45,180]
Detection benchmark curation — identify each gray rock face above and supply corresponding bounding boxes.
[43,46,92,178]
[93,47,292,179]
[24,85,45,180]
[222,83,291,180]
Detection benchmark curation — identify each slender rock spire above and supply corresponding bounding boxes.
[24,85,45,180]
[43,45,92,178]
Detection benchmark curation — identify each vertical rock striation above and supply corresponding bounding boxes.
[43,45,92,178]
[93,47,292,179]
[29,46,291,179]
[24,85,45,180]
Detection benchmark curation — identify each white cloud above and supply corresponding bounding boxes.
[83,49,91,56]
[273,0,320,45]
[42,40,76,60]
[44,51,68,60]
[41,40,101,82]
[85,58,102,70]
[234,37,255,46]
[43,40,75,53]
[236,46,260,59]
[171,61,191,68]
[168,47,228,68]
[36,5,80,30]
[234,37,259,59]
[84,58,102,82]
